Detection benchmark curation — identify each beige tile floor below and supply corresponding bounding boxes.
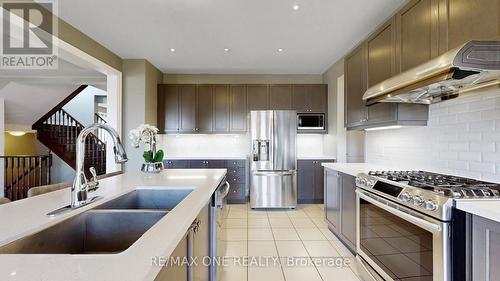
[220,203,362,281]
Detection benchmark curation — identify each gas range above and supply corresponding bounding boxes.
[356,170,500,221]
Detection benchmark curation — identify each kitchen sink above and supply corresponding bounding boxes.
[95,188,193,210]
[0,209,167,254]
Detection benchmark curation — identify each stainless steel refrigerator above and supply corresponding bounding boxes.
[250,110,297,209]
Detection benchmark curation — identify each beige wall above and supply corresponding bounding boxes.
[4,133,37,155]
[122,59,162,171]
[322,59,344,158]
[163,74,323,84]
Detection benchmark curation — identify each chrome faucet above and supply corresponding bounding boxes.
[71,123,128,208]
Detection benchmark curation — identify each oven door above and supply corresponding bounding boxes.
[356,189,450,281]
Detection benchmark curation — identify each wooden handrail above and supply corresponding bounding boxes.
[32,85,88,129]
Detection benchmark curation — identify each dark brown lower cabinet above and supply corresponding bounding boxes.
[297,159,335,204]
[164,159,248,204]
[472,215,500,281]
[154,203,210,281]
[324,169,356,253]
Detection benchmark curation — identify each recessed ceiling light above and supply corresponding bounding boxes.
[277,48,284,52]
[169,48,176,52]
[292,4,300,10]
[8,131,26,136]
[223,48,230,52]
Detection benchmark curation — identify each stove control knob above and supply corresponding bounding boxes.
[361,178,367,186]
[424,200,438,211]
[355,178,361,185]
[413,196,424,206]
[400,192,412,202]
[367,179,375,187]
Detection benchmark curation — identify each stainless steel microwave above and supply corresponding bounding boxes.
[297,113,326,132]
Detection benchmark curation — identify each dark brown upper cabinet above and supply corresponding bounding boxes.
[178,85,197,133]
[158,84,180,133]
[366,18,398,125]
[197,85,214,133]
[229,85,247,132]
[345,44,367,128]
[366,18,397,87]
[213,85,230,132]
[269,85,293,110]
[292,85,328,113]
[247,85,269,111]
[442,0,500,52]
[396,0,439,72]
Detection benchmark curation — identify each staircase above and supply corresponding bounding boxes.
[1,154,52,201]
[32,85,107,177]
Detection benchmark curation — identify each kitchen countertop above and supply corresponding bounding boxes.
[0,169,227,281]
[323,162,500,223]
[321,162,391,177]
[165,155,248,160]
[297,155,336,160]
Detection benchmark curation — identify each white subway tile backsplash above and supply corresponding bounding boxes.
[470,142,495,152]
[458,152,481,162]
[365,87,500,181]
[469,162,495,174]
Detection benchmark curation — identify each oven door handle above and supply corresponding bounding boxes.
[356,189,443,233]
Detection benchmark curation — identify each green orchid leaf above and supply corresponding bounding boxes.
[154,149,164,163]
[143,150,154,163]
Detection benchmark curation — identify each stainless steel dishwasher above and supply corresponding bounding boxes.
[210,179,230,281]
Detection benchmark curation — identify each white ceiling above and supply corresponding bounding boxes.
[58,0,406,74]
[0,82,79,131]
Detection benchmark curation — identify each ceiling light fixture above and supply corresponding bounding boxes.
[169,48,176,52]
[277,48,284,52]
[8,131,27,137]
[223,48,230,52]
[292,4,300,10]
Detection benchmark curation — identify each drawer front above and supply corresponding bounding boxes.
[227,173,245,184]
[226,160,246,169]
[206,160,226,168]
[170,160,189,168]
[227,183,245,200]
[226,167,246,176]
[189,160,208,168]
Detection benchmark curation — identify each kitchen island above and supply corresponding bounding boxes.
[0,169,226,281]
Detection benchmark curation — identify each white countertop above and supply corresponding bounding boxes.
[297,155,336,160]
[455,200,500,222]
[321,163,391,177]
[0,169,226,281]
[322,162,500,223]
[165,155,248,160]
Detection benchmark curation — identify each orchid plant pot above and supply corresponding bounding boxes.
[129,124,165,173]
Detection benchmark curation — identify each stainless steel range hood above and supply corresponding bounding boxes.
[363,40,500,106]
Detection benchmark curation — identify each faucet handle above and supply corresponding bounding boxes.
[88,167,99,192]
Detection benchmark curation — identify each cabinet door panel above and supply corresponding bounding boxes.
[398,0,437,72]
[340,173,356,250]
[345,46,367,127]
[292,85,309,112]
[309,84,328,113]
[154,233,188,281]
[229,85,247,132]
[213,85,230,132]
[247,85,269,111]
[158,85,179,133]
[314,162,325,201]
[297,160,315,202]
[179,85,197,133]
[325,170,341,233]
[192,204,210,281]
[269,85,292,110]
[447,0,500,50]
[366,19,398,124]
[197,85,213,133]
[472,215,500,281]
[189,160,207,168]
[367,20,395,87]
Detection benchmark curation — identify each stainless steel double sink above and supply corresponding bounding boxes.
[0,188,192,255]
